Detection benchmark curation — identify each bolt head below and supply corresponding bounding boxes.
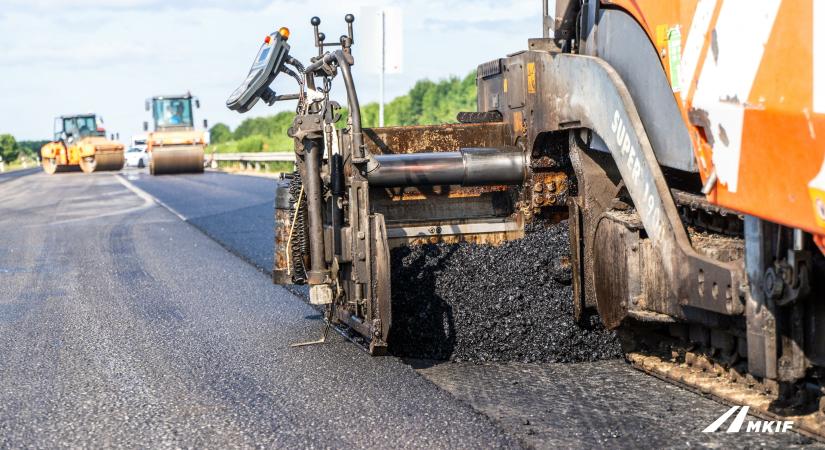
[764,268,784,299]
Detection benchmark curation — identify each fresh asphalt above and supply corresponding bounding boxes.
[0,170,515,448]
[0,168,819,448]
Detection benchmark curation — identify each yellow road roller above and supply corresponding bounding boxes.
[143,93,208,175]
[40,114,124,174]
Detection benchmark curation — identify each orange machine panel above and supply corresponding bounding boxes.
[603,0,825,237]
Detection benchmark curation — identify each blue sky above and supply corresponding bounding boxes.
[0,0,541,141]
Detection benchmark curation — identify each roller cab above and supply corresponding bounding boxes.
[144,93,208,175]
[40,114,124,174]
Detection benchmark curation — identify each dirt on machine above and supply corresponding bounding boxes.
[228,1,825,441]
[40,114,124,174]
[143,93,208,175]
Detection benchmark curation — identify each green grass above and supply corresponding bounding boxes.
[1,157,39,172]
[208,135,292,154]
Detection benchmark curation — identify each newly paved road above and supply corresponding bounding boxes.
[0,171,515,448]
[0,168,819,448]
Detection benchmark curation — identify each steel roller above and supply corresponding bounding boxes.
[79,150,124,173]
[149,146,205,175]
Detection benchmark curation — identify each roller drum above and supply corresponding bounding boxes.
[42,158,81,174]
[79,150,125,173]
[150,145,205,175]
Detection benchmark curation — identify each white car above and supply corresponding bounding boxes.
[124,147,150,168]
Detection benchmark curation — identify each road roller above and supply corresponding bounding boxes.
[143,93,208,175]
[40,114,124,174]
[227,2,825,439]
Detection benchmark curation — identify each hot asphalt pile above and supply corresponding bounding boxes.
[389,220,623,362]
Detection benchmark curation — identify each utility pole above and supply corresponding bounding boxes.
[363,6,401,126]
[379,10,386,127]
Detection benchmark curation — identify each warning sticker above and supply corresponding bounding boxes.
[809,155,825,229]
[668,26,682,93]
[527,62,536,94]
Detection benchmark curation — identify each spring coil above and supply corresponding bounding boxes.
[289,170,309,284]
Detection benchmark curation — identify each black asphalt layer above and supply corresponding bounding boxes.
[389,221,623,363]
[123,170,276,272]
[0,171,517,448]
[2,168,820,448]
[418,361,819,449]
[0,167,39,184]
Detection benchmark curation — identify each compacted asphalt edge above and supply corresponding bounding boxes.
[117,173,272,276]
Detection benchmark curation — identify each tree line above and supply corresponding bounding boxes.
[0,135,47,164]
[209,72,477,152]
[1,72,478,160]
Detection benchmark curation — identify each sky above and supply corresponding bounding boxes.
[0,0,543,142]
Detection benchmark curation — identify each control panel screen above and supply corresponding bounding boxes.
[255,47,271,67]
[227,31,290,113]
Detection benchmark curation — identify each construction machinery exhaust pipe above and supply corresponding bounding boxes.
[367,148,527,187]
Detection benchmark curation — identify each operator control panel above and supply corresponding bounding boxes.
[226,29,291,113]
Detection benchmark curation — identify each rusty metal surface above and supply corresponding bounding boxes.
[372,188,514,223]
[388,231,524,248]
[363,122,512,155]
[273,207,292,284]
[386,219,524,248]
[528,171,569,209]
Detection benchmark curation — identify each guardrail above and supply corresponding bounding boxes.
[206,152,296,172]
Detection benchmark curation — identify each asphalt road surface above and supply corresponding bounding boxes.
[0,167,820,448]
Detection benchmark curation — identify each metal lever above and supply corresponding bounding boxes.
[310,14,355,58]
[289,320,332,348]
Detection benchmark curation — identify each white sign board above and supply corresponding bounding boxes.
[359,7,403,74]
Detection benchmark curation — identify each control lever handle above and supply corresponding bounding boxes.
[310,14,355,56]
[311,16,323,57]
[345,13,355,45]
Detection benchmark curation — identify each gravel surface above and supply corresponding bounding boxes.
[389,221,622,363]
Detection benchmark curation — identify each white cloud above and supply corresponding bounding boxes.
[0,0,542,140]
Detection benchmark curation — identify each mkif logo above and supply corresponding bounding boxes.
[703,406,794,433]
